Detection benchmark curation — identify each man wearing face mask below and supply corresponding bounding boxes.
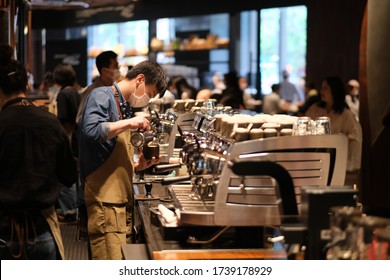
[78,60,167,260]
[76,50,120,125]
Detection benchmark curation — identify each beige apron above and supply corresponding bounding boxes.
[41,206,65,259]
[84,130,134,260]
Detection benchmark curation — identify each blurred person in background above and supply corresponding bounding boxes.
[53,63,81,222]
[298,80,319,116]
[149,75,176,113]
[346,79,360,121]
[239,76,261,111]
[209,72,226,103]
[54,63,81,142]
[305,76,362,187]
[0,45,77,259]
[171,76,197,100]
[218,71,244,109]
[263,83,283,115]
[39,71,56,97]
[279,70,299,103]
[76,50,119,125]
[196,88,212,101]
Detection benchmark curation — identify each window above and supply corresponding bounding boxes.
[260,6,307,95]
[87,20,149,83]
[156,14,230,88]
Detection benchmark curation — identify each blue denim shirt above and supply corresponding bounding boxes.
[78,86,119,181]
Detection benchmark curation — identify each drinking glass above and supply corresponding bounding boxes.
[314,116,331,135]
[293,116,314,136]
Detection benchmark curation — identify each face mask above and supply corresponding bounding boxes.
[129,88,150,108]
[113,69,121,81]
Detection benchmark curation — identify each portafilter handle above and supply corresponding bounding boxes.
[161,175,192,186]
[152,163,181,174]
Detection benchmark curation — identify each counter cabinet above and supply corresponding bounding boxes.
[124,182,287,260]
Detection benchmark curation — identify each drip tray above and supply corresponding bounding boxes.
[169,185,216,226]
[149,205,219,241]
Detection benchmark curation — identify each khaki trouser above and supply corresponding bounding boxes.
[86,201,127,260]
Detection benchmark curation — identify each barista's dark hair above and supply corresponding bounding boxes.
[126,61,167,97]
[0,44,28,95]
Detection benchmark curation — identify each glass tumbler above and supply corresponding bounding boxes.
[314,116,331,135]
[293,116,314,135]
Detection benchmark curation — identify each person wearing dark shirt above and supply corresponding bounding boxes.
[53,63,81,222]
[53,63,81,142]
[298,81,319,116]
[218,71,244,109]
[171,76,197,100]
[0,45,78,259]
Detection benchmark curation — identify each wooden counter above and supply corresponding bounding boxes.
[126,182,287,260]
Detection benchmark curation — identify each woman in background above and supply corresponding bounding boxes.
[171,76,197,100]
[306,76,362,186]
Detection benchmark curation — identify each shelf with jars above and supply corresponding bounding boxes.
[149,33,230,82]
[150,34,229,55]
[123,46,149,58]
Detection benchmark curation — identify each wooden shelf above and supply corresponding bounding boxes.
[152,47,228,55]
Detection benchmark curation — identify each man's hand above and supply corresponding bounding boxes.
[129,116,150,130]
[107,116,150,140]
[135,152,161,172]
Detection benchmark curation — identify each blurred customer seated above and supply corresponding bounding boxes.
[305,76,362,187]
[196,88,212,101]
[239,76,262,111]
[171,76,198,100]
[263,84,283,115]
[218,71,244,109]
[346,79,360,121]
[209,72,226,103]
[298,80,320,116]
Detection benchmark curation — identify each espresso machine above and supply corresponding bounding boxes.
[160,99,229,161]
[142,102,355,255]
[153,107,352,250]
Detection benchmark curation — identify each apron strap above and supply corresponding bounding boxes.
[113,82,132,120]
[112,86,123,120]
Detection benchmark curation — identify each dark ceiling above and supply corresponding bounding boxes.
[30,0,139,10]
[30,0,306,29]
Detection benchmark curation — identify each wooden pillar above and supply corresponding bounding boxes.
[0,0,10,46]
[360,0,390,217]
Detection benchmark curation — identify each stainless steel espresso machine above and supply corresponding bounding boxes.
[136,100,356,258]
[138,102,356,258]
